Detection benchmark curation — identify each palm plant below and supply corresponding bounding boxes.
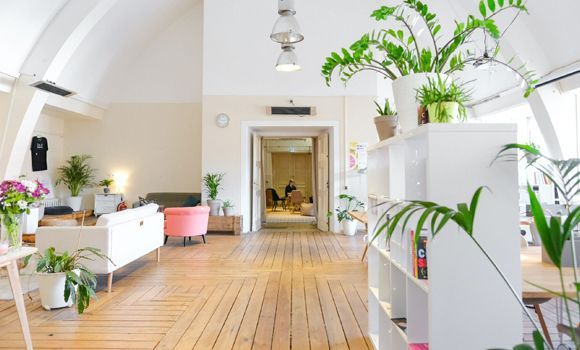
[203,173,224,200]
[322,0,537,97]
[98,178,114,189]
[56,155,96,196]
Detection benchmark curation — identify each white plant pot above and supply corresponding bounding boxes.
[65,196,82,211]
[223,207,235,216]
[342,220,357,236]
[392,73,445,133]
[36,269,79,310]
[207,199,222,216]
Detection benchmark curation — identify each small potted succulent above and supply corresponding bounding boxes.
[222,200,235,216]
[98,178,114,194]
[328,194,365,236]
[203,173,224,216]
[416,75,472,123]
[373,99,398,141]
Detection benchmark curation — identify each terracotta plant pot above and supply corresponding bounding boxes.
[374,115,398,141]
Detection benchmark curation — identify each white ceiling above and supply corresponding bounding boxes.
[0,0,66,77]
[0,0,578,106]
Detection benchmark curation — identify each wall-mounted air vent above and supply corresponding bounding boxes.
[30,80,76,97]
[268,106,316,116]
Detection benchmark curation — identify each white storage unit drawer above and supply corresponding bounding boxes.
[94,193,123,216]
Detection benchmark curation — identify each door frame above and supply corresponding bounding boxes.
[241,120,340,233]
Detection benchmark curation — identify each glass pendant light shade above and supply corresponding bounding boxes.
[270,12,304,44]
[276,45,301,72]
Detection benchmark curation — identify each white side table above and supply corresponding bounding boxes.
[0,247,37,350]
[94,193,123,216]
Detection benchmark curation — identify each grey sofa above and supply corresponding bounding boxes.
[133,192,202,208]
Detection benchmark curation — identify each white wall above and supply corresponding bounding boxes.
[19,113,65,197]
[99,2,203,104]
[201,95,378,232]
[64,103,202,208]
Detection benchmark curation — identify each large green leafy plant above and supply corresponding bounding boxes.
[329,194,365,223]
[56,155,96,197]
[203,173,224,201]
[32,247,113,314]
[322,0,537,97]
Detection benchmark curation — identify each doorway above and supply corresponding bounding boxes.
[241,121,338,233]
[263,137,316,225]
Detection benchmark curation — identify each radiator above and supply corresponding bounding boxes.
[41,198,61,208]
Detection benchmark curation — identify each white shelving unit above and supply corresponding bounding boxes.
[367,124,522,350]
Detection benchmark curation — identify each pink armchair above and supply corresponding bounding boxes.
[164,206,210,246]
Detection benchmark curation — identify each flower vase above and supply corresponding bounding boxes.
[1,213,23,250]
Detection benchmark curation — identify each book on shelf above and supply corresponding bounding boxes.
[416,235,428,280]
[391,317,407,332]
[411,230,428,280]
[409,343,429,350]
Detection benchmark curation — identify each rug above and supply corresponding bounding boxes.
[0,256,38,300]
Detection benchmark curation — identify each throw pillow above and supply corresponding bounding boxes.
[183,196,201,207]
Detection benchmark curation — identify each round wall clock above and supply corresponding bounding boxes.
[215,113,230,128]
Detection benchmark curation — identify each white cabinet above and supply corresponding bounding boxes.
[367,124,522,350]
[94,193,123,216]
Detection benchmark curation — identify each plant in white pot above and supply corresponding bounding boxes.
[56,155,95,211]
[374,99,398,141]
[98,178,114,194]
[30,246,112,313]
[222,200,235,216]
[203,172,224,216]
[415,75,472,123]
[328,194,365,236]
[321,0,536,132]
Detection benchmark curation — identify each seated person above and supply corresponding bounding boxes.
[285,179,297,198]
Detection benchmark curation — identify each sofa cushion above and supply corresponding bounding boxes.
[44,206,74,215]
[96,204,159,227]
[182,195,201,207]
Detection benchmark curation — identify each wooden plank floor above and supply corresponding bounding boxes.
[0,229,370,349]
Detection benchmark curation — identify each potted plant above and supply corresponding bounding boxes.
[374,99,398,141]
[203,173,224,216]
[322,0,536,132]
[0,178,49,251]
[222,200,235,216]
[98,178,114,194]
[56,155,95,211]
[328,194,365,236]
[415,75,471,123]
[31,246,112,313]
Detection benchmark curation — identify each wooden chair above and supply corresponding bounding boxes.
[290,190,303,213]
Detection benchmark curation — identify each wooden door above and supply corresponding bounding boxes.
[316,132,329,231]
[251,134,262,231]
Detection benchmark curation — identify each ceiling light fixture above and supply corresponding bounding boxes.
[276,45,301,72]
[270,0,304,44]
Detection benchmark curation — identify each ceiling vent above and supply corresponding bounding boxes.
[268,106,316,116]
[30,80,76,97]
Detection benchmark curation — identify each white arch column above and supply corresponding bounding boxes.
[0,0,117,179]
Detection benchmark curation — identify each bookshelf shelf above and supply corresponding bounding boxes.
[367,124,523,350]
